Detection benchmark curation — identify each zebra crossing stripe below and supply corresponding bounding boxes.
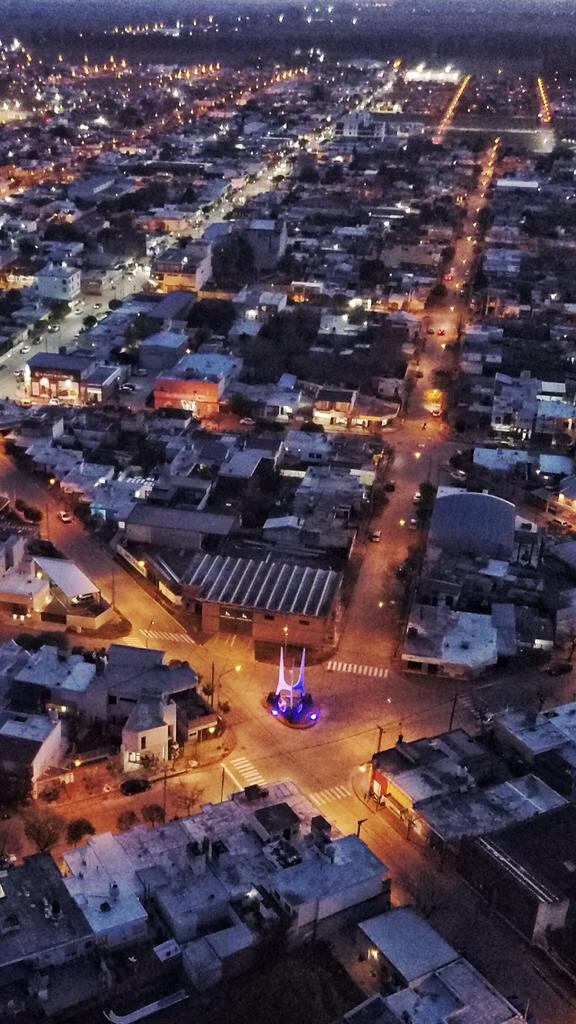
[325,660,388,678]
[311,784,352,804]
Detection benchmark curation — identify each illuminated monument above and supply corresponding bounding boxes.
[266,648,318,726]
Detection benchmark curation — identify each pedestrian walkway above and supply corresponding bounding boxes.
[139,628,196,645]
[310,783,353,806]
[326,660,388,678]
[229,755,267,786]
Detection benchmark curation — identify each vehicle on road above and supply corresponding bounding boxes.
[47,324,60,333]
[120,778,151,796]
[33,337,43,345]
[58,511,72,524]
[120,383,136,393]
[413,491,422,504]
[240,417,256,425]
[369,530,381,542]
[20,345,30,354]
[409,518,419,530]
[432,409,442,418]
[135,368,148,376]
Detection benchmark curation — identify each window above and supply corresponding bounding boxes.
[140,736,147,751]
[108,695,117,705]
[128,752,140,764]
[299,619,310,626]
[264,614,275,621]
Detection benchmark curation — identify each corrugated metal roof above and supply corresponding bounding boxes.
[185,553,341,617]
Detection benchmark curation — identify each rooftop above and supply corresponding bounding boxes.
[358,907,458,984]
[34,557,100,600]
[471,804,576,905]
[184,552,341,617]
[127,504,237,537]
[0,854,92,973]
[15,645,96,694]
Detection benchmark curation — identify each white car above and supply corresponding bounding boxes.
[58,511,72,523]
[20,345,30,354]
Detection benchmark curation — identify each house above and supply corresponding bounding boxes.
[24,352,121,406]
[0,711,66,797]
[182,552,342,652]
[123,505,238,550]
[459,805,576,944]
[356,907,458,989]
[151,242,212,294]
[61,781,390,968]
[0,853,93,992]
[138,329,189,371]
[342,958,523,1024]
[154,353,242,417]
[369,729,565,849]
[121,691,177,771]
[36,263,81,303]
[244,219,287,271]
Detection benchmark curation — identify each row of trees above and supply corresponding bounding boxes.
[9,804,173,855]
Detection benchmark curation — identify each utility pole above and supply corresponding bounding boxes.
[162,765,168,820]
[356,818,367,838]
[45,503,50,541]
[210,662,215,709]
[220,766,225,803]
[448,691,458,731]
[376,724,385,752]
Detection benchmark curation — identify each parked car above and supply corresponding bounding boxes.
[369,530,381,542]
[413,491,422,505]
[409,518,419,530]
[58,511,72,524]
[120,778,151,796]
[240,417,256,426]
[135,368,148,376]
[120,383,136,393]
[20,345,30,354]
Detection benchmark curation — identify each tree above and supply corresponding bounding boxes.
[108,299,123,311]
[23,808,65,852]
[212,234,255,289]
[117,810,139,832]
[141,803,165,827]
[425,283,449,310]
[49,300,71,321]
[0,819,21,864]
[323,162,344,186]
[66,818,95,846]
[298,164,320,184]
[188,299,235,335]
[173,783,203,818]
[227,392,254,419]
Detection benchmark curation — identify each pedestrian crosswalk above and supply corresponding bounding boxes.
[326,661,388,678]
[310,784,352,806]
[139,628,196,645]
[229,756,267,787]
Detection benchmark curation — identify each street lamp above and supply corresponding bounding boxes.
[145,618,155,649]
[209,662,241,709]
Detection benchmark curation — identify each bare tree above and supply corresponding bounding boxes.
[141,804,165,827]
[23,809,65,853]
